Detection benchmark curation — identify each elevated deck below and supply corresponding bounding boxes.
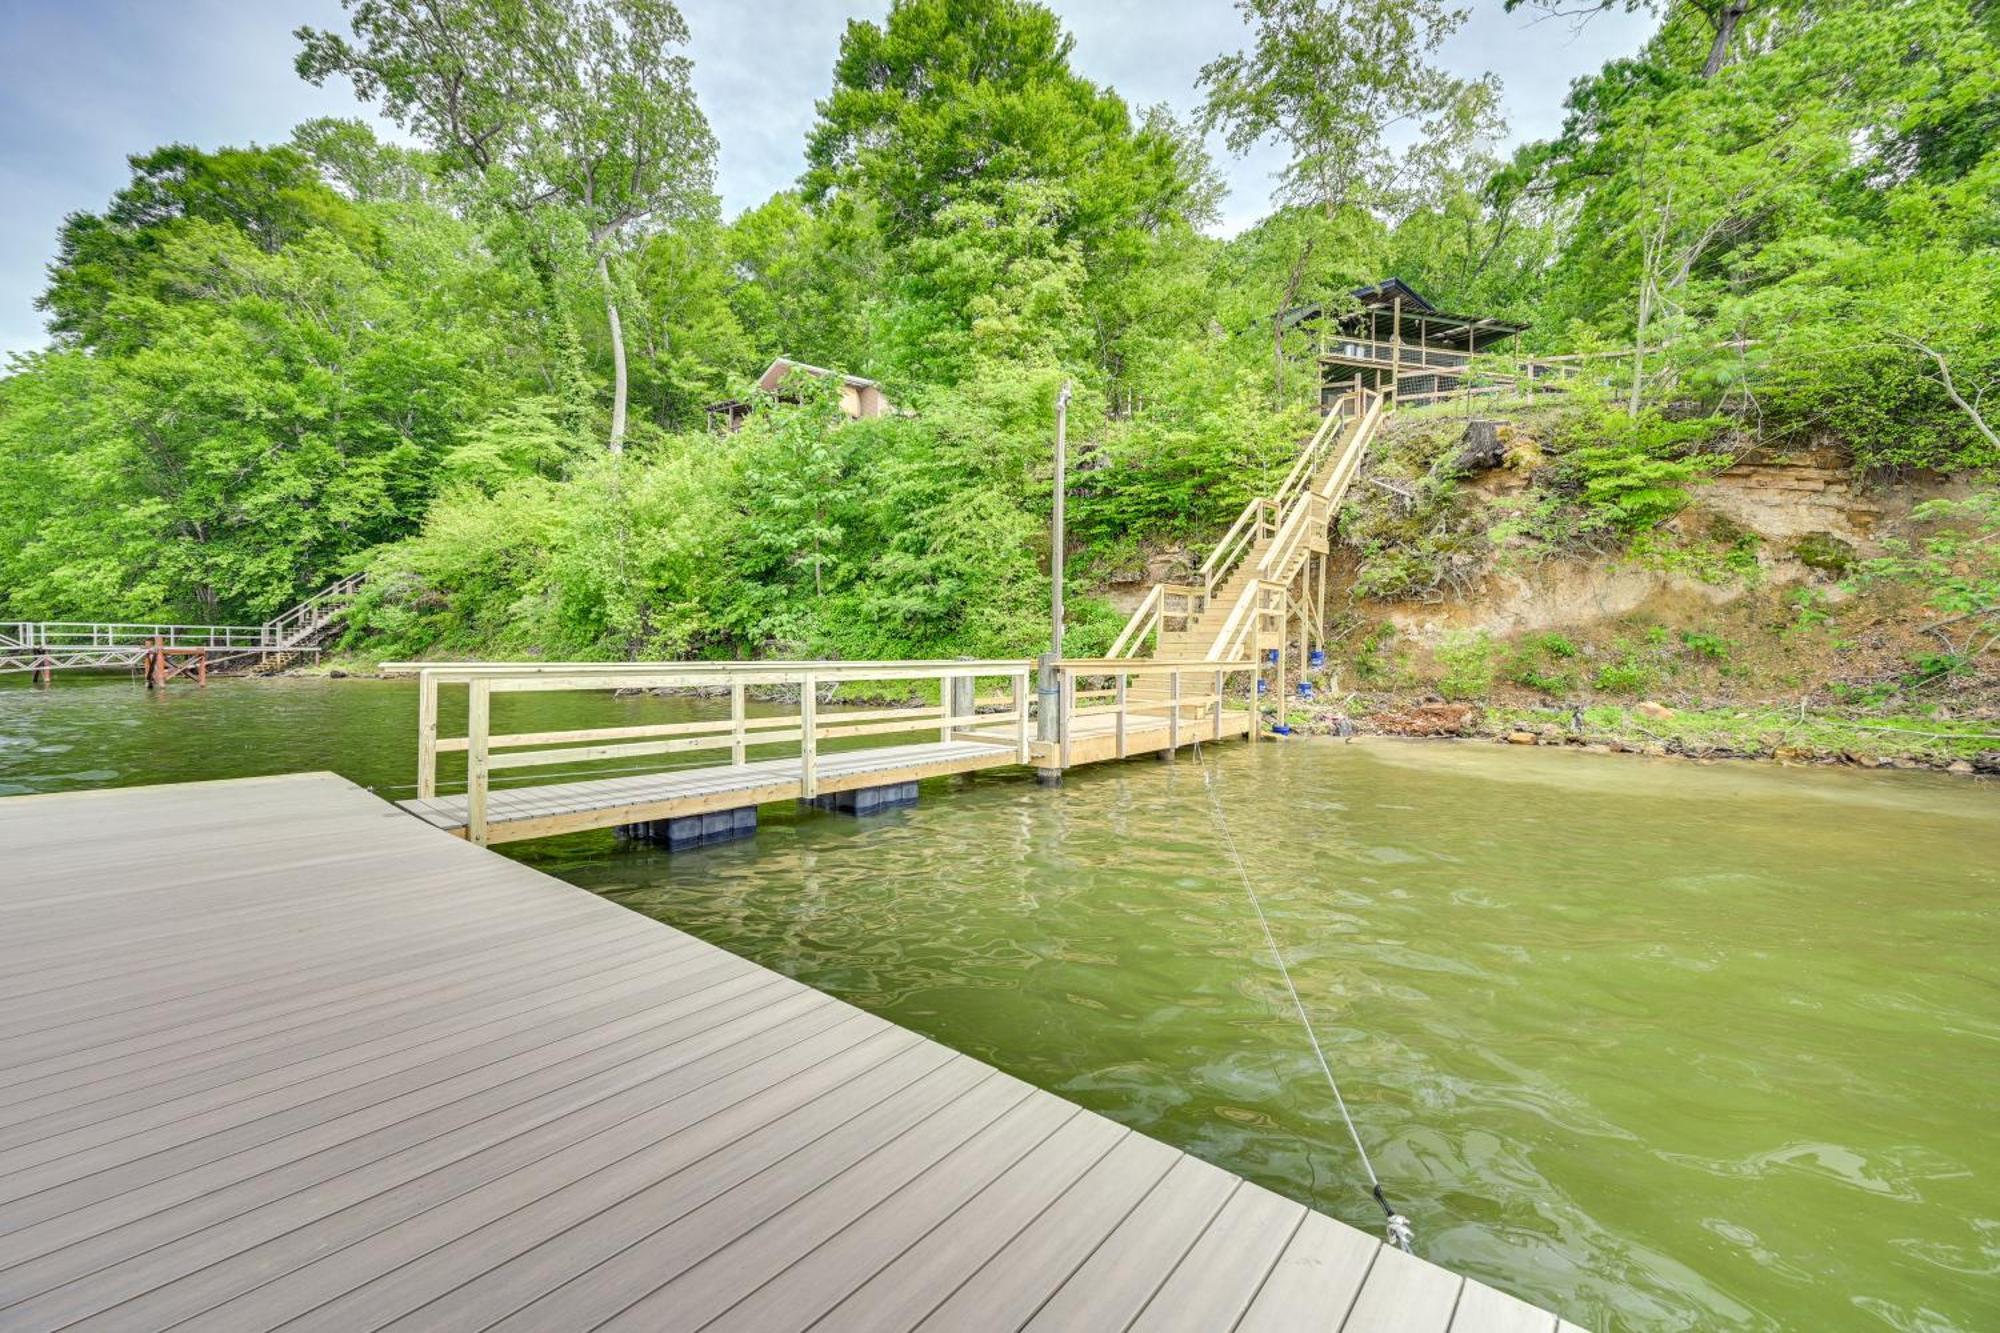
[0,774,1569,1332]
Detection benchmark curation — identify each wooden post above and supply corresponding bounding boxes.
[1247,666,1258,744]
[1114,671,1127,759]
[1390,296,1403,407]
[730,682,747,765]
[195,650,206,686]
[1168,670,1181,755]
[417,672,438,800]
[1013,671,1030,764]
[1277,609,1288,726]
[466,679,490,846]
[1058,668,1074,770]
[1213,668,1224,741]
[799,672,818,799]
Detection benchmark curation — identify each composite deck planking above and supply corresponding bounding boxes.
[0,772,1562,1331]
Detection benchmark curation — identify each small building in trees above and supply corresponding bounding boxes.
[1282,279,1530,410]
[706,358,895,432]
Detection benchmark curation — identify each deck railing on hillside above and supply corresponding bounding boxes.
[388,659,1035,845]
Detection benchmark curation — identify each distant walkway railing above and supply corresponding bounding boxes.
[1,621,274,651]
[3,573,364,677]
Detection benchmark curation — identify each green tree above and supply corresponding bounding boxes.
[39,143,378,352]
[1197,0,1500,219]
[298,0,718,452]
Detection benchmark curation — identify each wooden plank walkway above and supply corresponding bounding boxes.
[0,773,1571,1332]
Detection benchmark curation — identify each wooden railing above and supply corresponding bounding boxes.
[1049,657,1259,767]
[390,659,1034,845]
[264,572,366,648]
[1201,581,1290,664]
[1105,387,1383,663]
[1,621,275,651]
[3,573,366,674]
[1320,337,1473,372]
[1195,498,1278,608]
[1104,583,1206,658]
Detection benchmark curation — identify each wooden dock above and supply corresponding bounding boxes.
[0,773,1571,1332]
[393,658,1257,845]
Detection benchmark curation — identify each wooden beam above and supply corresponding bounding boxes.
[731,682,746,766]
[466,679,491,847]
[799,673,818,800]
[418,672,439,800]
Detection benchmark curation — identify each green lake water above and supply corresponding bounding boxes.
[2,676,1995,1331]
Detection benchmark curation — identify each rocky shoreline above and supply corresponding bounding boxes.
[1271,698,2000,777]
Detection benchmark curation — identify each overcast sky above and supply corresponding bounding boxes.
[0,0,1653,360]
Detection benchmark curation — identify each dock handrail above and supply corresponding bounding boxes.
[3,573,365,674]
[1049,657,1259,767]
[412,659,1036,844]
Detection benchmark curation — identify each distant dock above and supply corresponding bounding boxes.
[0,772,1572,1331]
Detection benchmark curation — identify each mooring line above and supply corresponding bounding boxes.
[1197,752,1415,1254]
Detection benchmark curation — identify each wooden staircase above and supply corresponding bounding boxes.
[1108,388,1387,691]
[235,573,366,674]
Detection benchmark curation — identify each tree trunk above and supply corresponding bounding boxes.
[1703,2,1747,78]
[1629,278,1652,418]
[597,253,628,456]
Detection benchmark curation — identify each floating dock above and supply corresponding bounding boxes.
[0,772,1571,1331]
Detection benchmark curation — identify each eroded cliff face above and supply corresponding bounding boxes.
[1367,451,1971,638]
[1103,408,1992,712]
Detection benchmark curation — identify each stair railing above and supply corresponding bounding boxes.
[262,572,366,648]
[1107,386,1386,661]
[1196,498,1275,607]
[1106,584,1164,659]
[1105,582,1206,659]
[1205,579,1288,663]
[1270,403,1348,513]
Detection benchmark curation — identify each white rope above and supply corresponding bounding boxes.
[1198,754,1415,1253]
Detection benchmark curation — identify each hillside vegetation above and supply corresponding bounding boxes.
[0,0,1993,691]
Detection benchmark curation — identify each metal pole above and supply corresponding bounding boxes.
[1051,379,1070,658]
[1037,379,1071,789]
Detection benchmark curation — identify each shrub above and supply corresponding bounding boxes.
[1548,405,1730,536]
[1354,622,1405,685]
[1434,630,1498,700]
[1679,629,1730,660]
[1593,657,1655,695]
[1507,660,1576,695]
